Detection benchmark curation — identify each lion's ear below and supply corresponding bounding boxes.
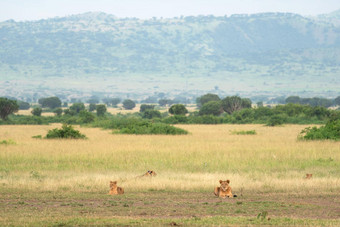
[226,180,230,184]
[113,181,117,184]
[219,180,222,184]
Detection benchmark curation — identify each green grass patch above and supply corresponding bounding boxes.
[231,130,256,135]
[0,139,16,145]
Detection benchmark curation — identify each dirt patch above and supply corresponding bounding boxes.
[1,191,339,220]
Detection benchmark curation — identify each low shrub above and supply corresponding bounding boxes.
[91,116,188,135]
[299,119,340,141]
[0,139,16,145]
[266,114,287,126]
[45,124,87,139]
[117,122,188,135]
[231,130,256,135]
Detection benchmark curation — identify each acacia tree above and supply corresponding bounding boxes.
[38,97,62,109]
[31,107,42,116]
[0,98,19,120]
[199,101,223,116]
[123,99,136,110]
[196,93,220,108]
[69,103,85,113]
[89,103,96,112]
[96,104,107,116]
[140,104,155,112]
[169,104,188,115]
[158,99,173,107]
[221,96,252,114]
[103,98,121,107]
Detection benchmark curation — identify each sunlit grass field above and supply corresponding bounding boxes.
[1,123,340,226]
[0,124,339,193]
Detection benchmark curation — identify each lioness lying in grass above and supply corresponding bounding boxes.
[214,180,237,198]
[108,181,124,195]
[143,170,157,177]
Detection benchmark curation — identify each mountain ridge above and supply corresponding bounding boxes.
[0,11,339,101]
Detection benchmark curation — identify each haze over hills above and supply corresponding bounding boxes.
[0,10,340,102]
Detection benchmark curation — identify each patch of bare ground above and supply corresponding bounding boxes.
[1,191,339,221]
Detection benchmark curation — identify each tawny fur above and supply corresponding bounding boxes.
[214,180,234,198]
[305,173,313,179]
[143,170,157,177]
[108,181,124,195]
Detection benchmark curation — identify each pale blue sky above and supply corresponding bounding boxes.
[1,0,340,22]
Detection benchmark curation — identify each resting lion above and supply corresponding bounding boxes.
[305,173,313,179]
[108,181,124,195]
[214,180,237,198]
[143,170,157,177]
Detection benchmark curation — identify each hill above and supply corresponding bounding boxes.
[0,11,339,102]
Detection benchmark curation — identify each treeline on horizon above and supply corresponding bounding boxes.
[1,94,339,127]
[4,94,340,110]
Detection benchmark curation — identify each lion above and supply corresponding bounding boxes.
[305,173,313,179]
[108,181,124,195]
[214,180,237,198]
[143,170,157,177]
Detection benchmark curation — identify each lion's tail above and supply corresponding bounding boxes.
[233,194,237,197]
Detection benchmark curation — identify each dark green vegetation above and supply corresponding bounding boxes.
[123,99,136,110]
[169,104,188,115]
[1,11,340,100]
[0,139,16,145]
[38,96,62,109]
[31,107,42,116]
[0,97,18,120]
[285,96,337,108]
[92,117,188,135]
[45,124,87,139]
[1,94,340,136]
[231,130,256,135]
[299,118,340,141]
[1,189,339,226]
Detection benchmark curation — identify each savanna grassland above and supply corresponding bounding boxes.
[0,124,339,226]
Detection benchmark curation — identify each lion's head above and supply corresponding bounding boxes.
[145,170,157,176]
[219,180,230,191]
[110,181,117,188]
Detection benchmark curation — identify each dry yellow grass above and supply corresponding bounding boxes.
[0,124,339,193]
[17,109,55,116]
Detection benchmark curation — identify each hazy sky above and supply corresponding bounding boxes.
[1,0,340,22]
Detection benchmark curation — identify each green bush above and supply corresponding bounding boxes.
[45,124,87,139]
[231,130,256,135]
[78,110,95,123]
[0,139,16,145]
[169,104,188,115]
[299,119,340,141]
[118,122,188,135]
[162,115,188,124]
[96,104,107,117]
[189,115,223,124]
[31,107,42,116]
[199,101,222,116]
[90,116,188,135]
[266,114,287,126]
[142,109,161,119]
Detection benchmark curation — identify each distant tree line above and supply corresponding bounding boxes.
[1,94,339,127]
[285,96,340,108]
